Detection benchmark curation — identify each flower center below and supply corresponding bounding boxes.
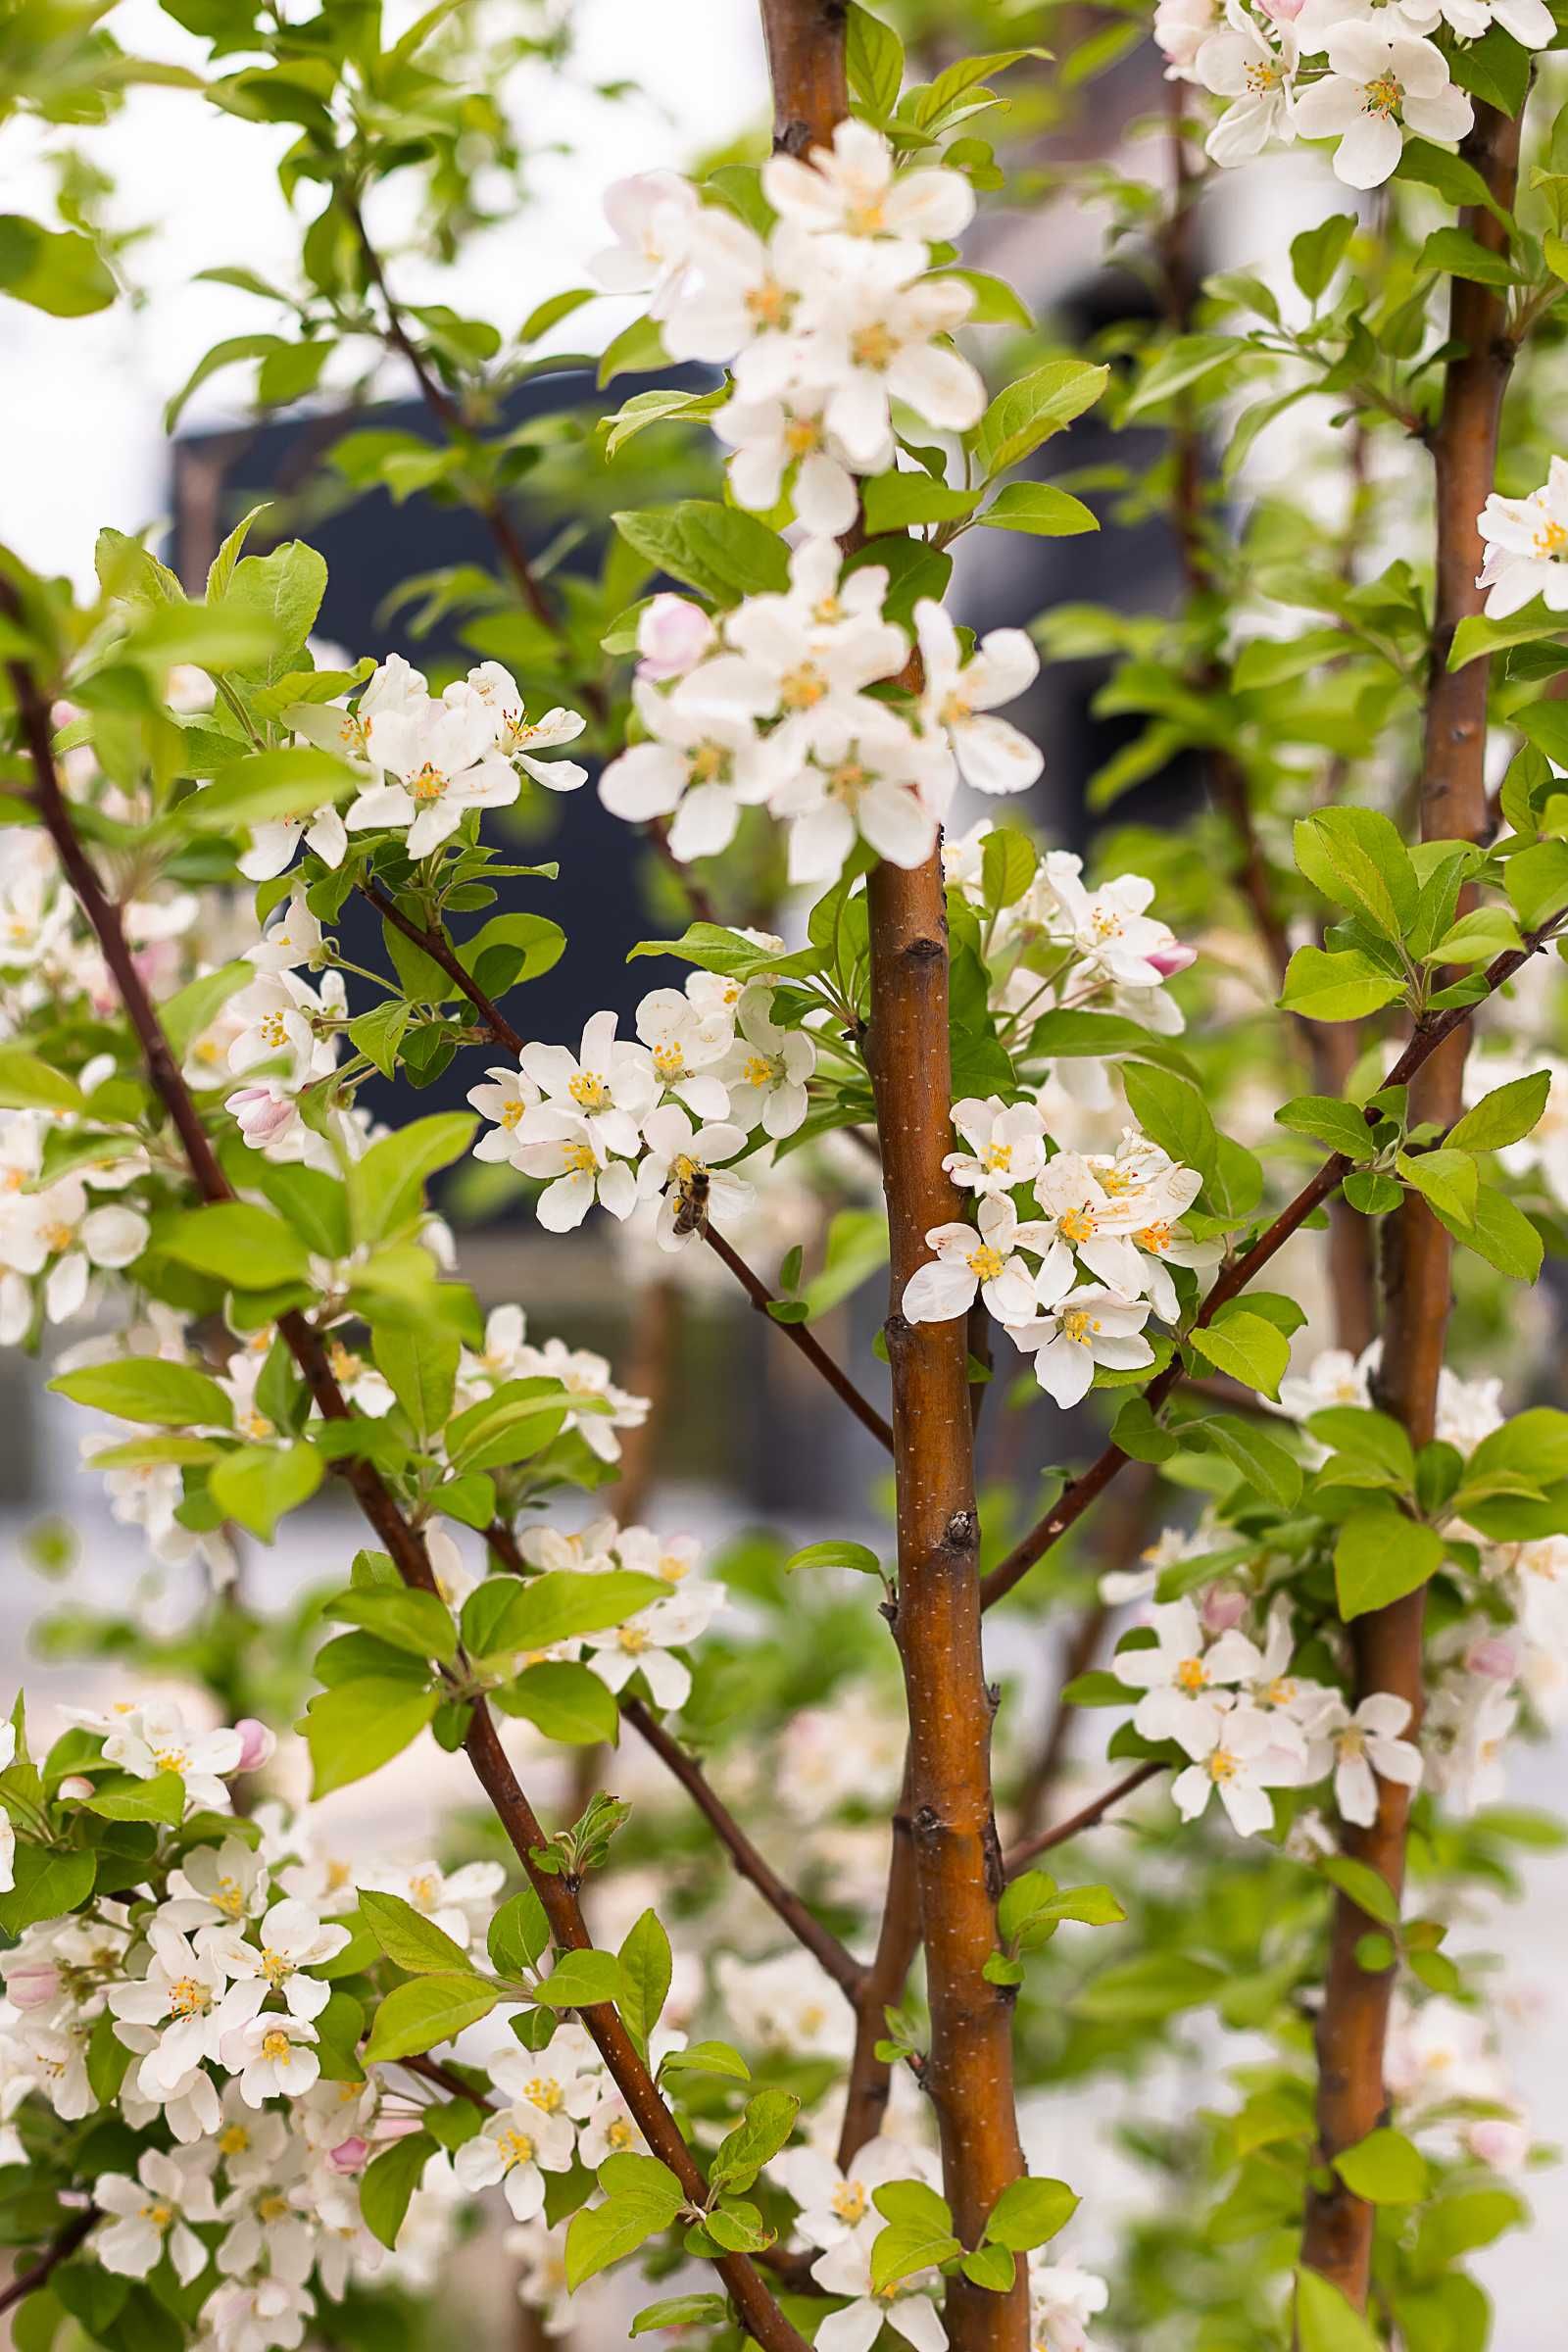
[689,742,729,785]
[982,1141,1012,1170]
[1535,517,1568,558]
[1136,1221,1173,1253]
[501,1099,525,1128]
[215,1876,246,1919]
[1245,58,1282,92]
[154,1744,188,1774]
[743,1053,775,1088]
[141,2200,175,2230]
[779,661,829,710]
[1362,71,1401,116]
[618,1625,651,1654]
[409,1873,440,1910]
[259,1010,291,1048]
[262,2029,292,2062]
[1207,1747,1238,1783]
[1060,1308,1101,1345]
[219,2125,250,2157]
[745,278,793,328]
[607,2117,636,2150]
[168,1975,211,2019]
[409,761,448,802]
[40,1220,74,1252]
[939,688,973,726]
[564,1142,598,1173]
[850,320,898,371]
[260,1946,292,1987]
[499,2128,536,2169]
[1175,1656,1208,1693]
[825,758,869,802]
[653,1043,688,1079]
[568,1070,611,1110]
[968,1244,1005,1283]
[526,2078,564,2113]
[786,414,822,456]
[1059,1204,1098,1244]
[831,2182,868,2223]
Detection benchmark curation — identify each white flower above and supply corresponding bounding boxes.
[351,697,520,856]
[163,1837,270,1934]
[678,540,908,760]
[467,1065,541,1163]
[772,705,952,882]
[582,1582,725,1711]
[103,1702,245,1812]
[944,1097,1049,1198]
[359,1860,505,1951]
[715,386,861,536]
[514,1107,641,1232]
[635,985,733,1120]
[1115,1598,1251,1746]
[1170,1697,1292,1837]
[0,1176,147,1328]
[1032,1151,1161,1300]
[1291,24,1470,189]
[107,1921,266,2095]
[235,805,348,886]
[95,2146,219,2283]
[638,1104,753,1251]
[776,2136,938,2250]
[248,890,325,973]
[203,1899,350,2021]
[445,664,588,789]
[800,243,984,471]
[516,1335,650,1463]
[221,2010,321,2104]
[1195,3,1298,166]
[225,971,328,1089]
[1009,1285,1154,1408]
[1425,1677,1516,1815]
[599,676,784,861]
[242,654,433,884]
[452,2094,576,2221]
[519,1010,657,1158]
[902,1194,1046,1327]
[1027,2257,1109,2352]
[200,2276,314,2352]
[718,988,815,1137]
[1036,855,1186,990]
[226,1082,301,1154]
[663,210,816,384]
[809,2216,948,2352]
[1312,1691,1424,1826]
[914,601,1043,797]
[763,120,974,251]
[589,171,699,311]
[1477,458,1568,620]
[1155,0,1223,77]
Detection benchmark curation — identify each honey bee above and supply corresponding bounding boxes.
[671,1163,711,1238]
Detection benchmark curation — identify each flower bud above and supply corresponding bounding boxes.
[226,1084,298,1149]
[1466,2117,1529,2171]
[58,1776,95,1801]
[1200,1584,1248,1635]
[232,1718,276,1774]
[636,595,715,683]
[4,1963,61,2010]
[1148,941,1198,977]
[1464,1635,1517,1682]
[328,2136,369,2174]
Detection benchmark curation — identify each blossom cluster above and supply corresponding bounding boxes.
[1477,456,1568,623]
[237,654,585,883]
[1158,0,1551,190]
[601,539,1043,876]
[594,121,986,535]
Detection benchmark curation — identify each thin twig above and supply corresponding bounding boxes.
[704,1223,893,1452]
[1003,1761,1165,1880]
[0,2208,97,2316]
[360,879,527,1056]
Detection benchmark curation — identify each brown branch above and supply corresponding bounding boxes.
[1003,1761,1165,1880]
[6,621,809,2352]
[979,912,1558,1616]
[1299,96,1525,2318]
[0,2207,97,2316]
[620,1696,864,1999]
[399,2051,493,2109]
[703,1222,893,1452]
[360,879,527,1055]
[835,1756,919,2168]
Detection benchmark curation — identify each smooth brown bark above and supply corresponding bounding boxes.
[1299,98,1524,2315]
[7,631,809,2352]
[836,1759,920,2168]
[865,858,1028,2350]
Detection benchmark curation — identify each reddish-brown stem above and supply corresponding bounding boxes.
[8,633,808,2352]
[0,2207,97,2316]
[1003,1761,1165,1880]
[704,1222,893,1451]
[360,879,527,1056]
[608,1274,682,1524]
[979,911,1558,1616]
[620,1696,864,1999]
[1299,96,1524,2315]
[835,1758,920,2169]
[399,2051,493,2109]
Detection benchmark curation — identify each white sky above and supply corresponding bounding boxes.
[0,0,764,583]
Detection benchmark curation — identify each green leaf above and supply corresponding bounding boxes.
[784,1539,883,1577]
[869,2218,962,2291]
[982,2176,1080,2250]
[565,2162,685,2288]
[861,471,978,532]
[445,1378,573,1472]
[0,215,117,316]
[301,1678,437,1797]
[360,2132,434,2250]
[489,1886,551,1975]
[979,827,1037,910]
[1187,1310,1290,1399]
[371,1325,459,1442]
[631,2298,729,2338]
[600,384,726,460]
[1396,1147,1478,1229]
[1295,808,1418,942]
[1295,2269,1383,2352]
[0,1844,96,1936]
[1121,333,1234,420]
[182,746,360,834]
[1504,837,1568,930]
[973,360,1109,478]
[80,1770,184,1825]
[159,1200,314,1289]
[976,481,1099,537]
[0,1052,87,1113]
[612,502,789,607]
[365,1972,499,2062]
[710,2088,801,2193]
[1334,1510,1445,1619]
[460,913,565,998]
[1321,1853,1400,1928]
[360,1889,480,1977]
[1417,224,1518,287]
[469,1569,665,1654]
[942,268,1032,328]
[1332,2127,1429,2206]
[501,1661,620,1746]
[846,1,904,113]
[1448,1069,1550,1152]
[540,1950,626,2011]
[1433,1178,1543,1280]
[1421,906,1521,965]
[1120,1062,1216,1183]
[1198,1413,1302,1508]
[1076,1952,1224,2021]
[348,1112,476,1245]
[1291,213,1355,301]
[1280,946,1406,1022]
[618,1910,672,2054]
[209,1442,323,1541]
[327,1587,458,1666]
[1275,1096,1375,1159]
[49,1358,232,1429]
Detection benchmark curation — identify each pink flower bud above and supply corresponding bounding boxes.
[1465,1635,1517,1682]
[4,1963,61,2010]
[232,1719,275,1774]
[1148,941,1198,978]
[1200,1584,1248,1635]
[58,1776,94,1801]
[328,2136,369,2174]
[1260,0,1304,18]
[375,2113,426,2142]
[636,595,715,683]
[1466,2117,1529,2171]
[226,1084,298,1149]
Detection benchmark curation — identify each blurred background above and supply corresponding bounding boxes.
[3,2,1567,2344]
